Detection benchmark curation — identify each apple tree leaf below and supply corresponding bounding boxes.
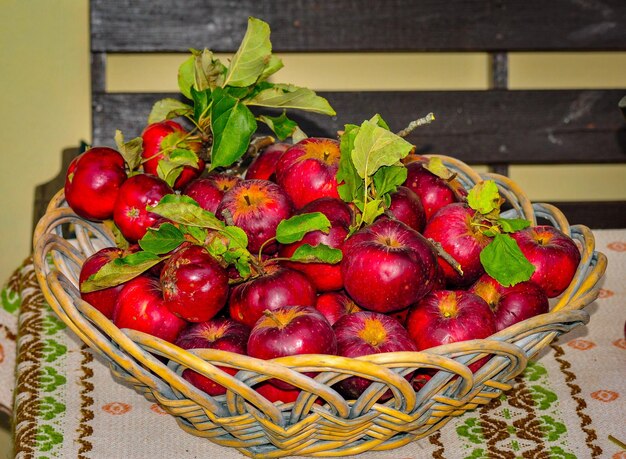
[193,48,227,91]
[498,218,531,233]
[148,98,193,124]
[257,111,298,141]
[372,165,407,197]
[81,252,163,293]
[289,243,343,264]
[114,130,143,172]
[245,83,336,116]
[351,118,413,179]
[191,87,212,124]
[337,123,362,204]
[468,180,502,215]
[258,54,284,82]
[210,88,257,169]
[361,199,385,225]
[148,194,225,230]
[480,233,535,287]
[178,55,195,99]
[156,148,200,187]
[139,223,186,254]
[275,212,331,244]
[424,156,455,180]
[223,17,272,88]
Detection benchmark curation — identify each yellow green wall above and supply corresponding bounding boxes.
[1,0,626,285]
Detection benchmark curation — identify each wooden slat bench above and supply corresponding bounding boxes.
[34,0,626,229]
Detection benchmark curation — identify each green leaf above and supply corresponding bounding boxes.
[148,194,225,229]
[81,251,164,293]
[276,212,331,244]
[259,54,284,81]
[191,87,212,123]
[468,180,501,215]
[480,233,536,287]
[193,48,227,90]
[351,118,414,179]
[222,225,249,250]
[498,218,531,233]
[139,223,186,254]
[148,98,193,124]
[336,123,363,203]
[290,243,343,264]
[223,17,272,87]
[114,130,143,171]
[210,88,257,169]
[156,148,200,187]
[361,199,385,225]
[257,111,298,141]
[246,83,336,115]
[424,156,455,180]
[181,225,209,245]
[372,165,408,197]
[178,55,195,99]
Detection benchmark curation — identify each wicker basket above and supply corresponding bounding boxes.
[33,155,607,458]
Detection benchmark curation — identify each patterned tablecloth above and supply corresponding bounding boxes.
[1,229,625,459]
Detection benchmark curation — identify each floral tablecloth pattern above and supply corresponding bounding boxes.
[1,229,625,458]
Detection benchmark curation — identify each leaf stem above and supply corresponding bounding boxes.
[396,113,436,138]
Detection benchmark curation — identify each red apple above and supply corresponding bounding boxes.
[403,159,465,221]
[113,276,187,343]
[245,142,291,181]
[79,247,128,319]
[228,264,317,328]
[182,173,241,213]
[275,137,341,208]
[160,244,230,322]
[315,291,362,326]
[278,222,348,292]
[406,290,496,351]
[468,274,550,331]
[141,120,204,189]
[422,203,492,288]
[510,225,581,298]
[113,173,173,243]
[174,317,250,396]
[333,311,418,399]
[298,197,354,229]
[247,305,337,390]
[216,179,293,254]
[387,185,427,232]
[65,147,127,221]
[341,218,440,313]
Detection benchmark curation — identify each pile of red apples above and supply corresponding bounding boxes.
[65,120,582,402]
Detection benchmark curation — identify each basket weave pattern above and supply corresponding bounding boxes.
[33,155,607,458]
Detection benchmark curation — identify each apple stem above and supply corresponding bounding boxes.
[428,238,464,276]
[396,113,436,138]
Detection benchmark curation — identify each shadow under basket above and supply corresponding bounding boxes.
[33,155,607,458]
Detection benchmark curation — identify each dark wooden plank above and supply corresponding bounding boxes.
[91,0,626,53]
[548,201,626,229]
[92,89,626,165]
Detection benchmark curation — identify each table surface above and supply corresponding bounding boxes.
[1,229,625,459]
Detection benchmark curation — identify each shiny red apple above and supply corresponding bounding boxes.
[228,264,317,328]
[275,137,341,208]
[422,203,492,288]
[245,142,291,181]
[65,147,127,221]
[510,225,581,298]
[174,317,250,396]
[468,273,550,331]
[113,173,173,243]
[160,244,230,322]
[113,276,187,343]
[216,179,293,254]
[247,305,337,390]
[333,311,418,399]
[341,218,440,313]
[387,185,427,232]
[182,173,241,213]
[141,120,204,189]
[314,291,362,326]
[79,247,128,319]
